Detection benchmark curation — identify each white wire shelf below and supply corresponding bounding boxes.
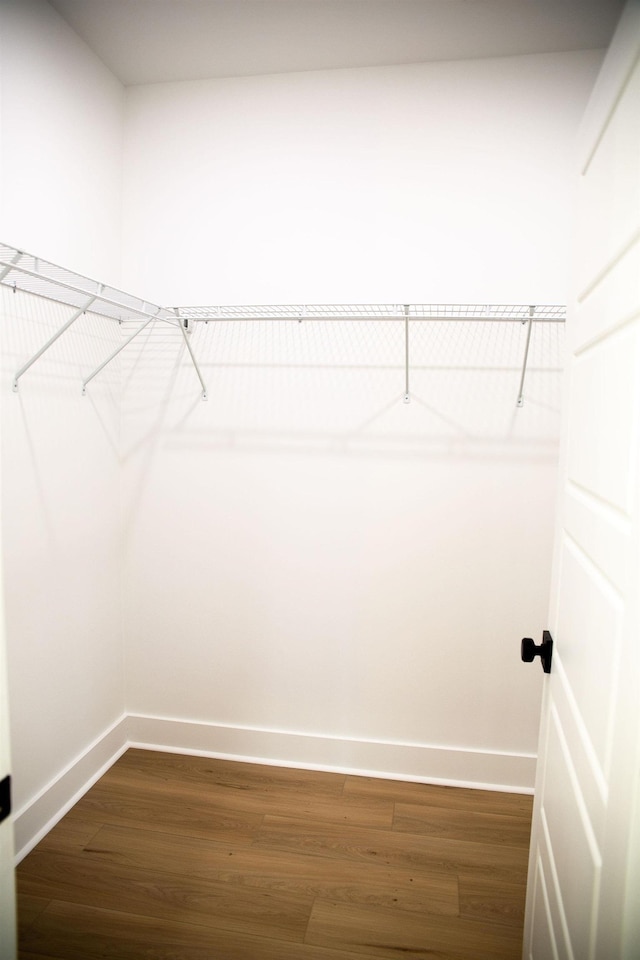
[0,242,176,325]
[1,244,566,326]
[180,303,566,323]
[0,241,565,404]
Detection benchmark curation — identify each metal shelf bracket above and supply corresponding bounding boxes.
[175,310,208,401]
[13,292,100,392]
[516,305,536,407]
[82,310,165,395]
[403,304,410,404]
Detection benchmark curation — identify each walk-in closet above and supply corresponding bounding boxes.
[2,1,639,958]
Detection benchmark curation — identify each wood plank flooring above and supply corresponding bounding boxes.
[16,749,533,959]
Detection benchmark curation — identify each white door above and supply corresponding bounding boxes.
[523,3,640,959]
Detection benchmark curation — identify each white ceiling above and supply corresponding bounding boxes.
[47,0,624,87]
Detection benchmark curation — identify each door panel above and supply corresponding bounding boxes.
[568,328,638,510]
[556,533,623,770]
[576,55,640,299]
[575,236,640,352]
[536,766,569,960]
[550,661,606,839]
[530,857,559,960]
[544,706,601,960]
[524,4,640,959]
[563,485,629,595]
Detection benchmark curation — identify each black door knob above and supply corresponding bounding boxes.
[521,631,553,673]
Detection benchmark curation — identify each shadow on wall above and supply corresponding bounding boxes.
[120,317,564,464]
[0,289,122,536]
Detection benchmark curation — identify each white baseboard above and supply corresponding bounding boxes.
[13,715,129,863]
[14,713,536,861]
[128,714,536,793]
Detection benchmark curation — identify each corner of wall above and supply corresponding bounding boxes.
[13,711,536,861]
[13,715,129,863]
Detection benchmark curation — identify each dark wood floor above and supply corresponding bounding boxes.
[17,749,532,959]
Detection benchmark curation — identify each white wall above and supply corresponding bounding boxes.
[0,0,126,856]
[122,51,602,305]
[121,310,565,787]
[118,52,599,787]
[0,9,603,828]
[0,0,124,286]
[0,288,124,855]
